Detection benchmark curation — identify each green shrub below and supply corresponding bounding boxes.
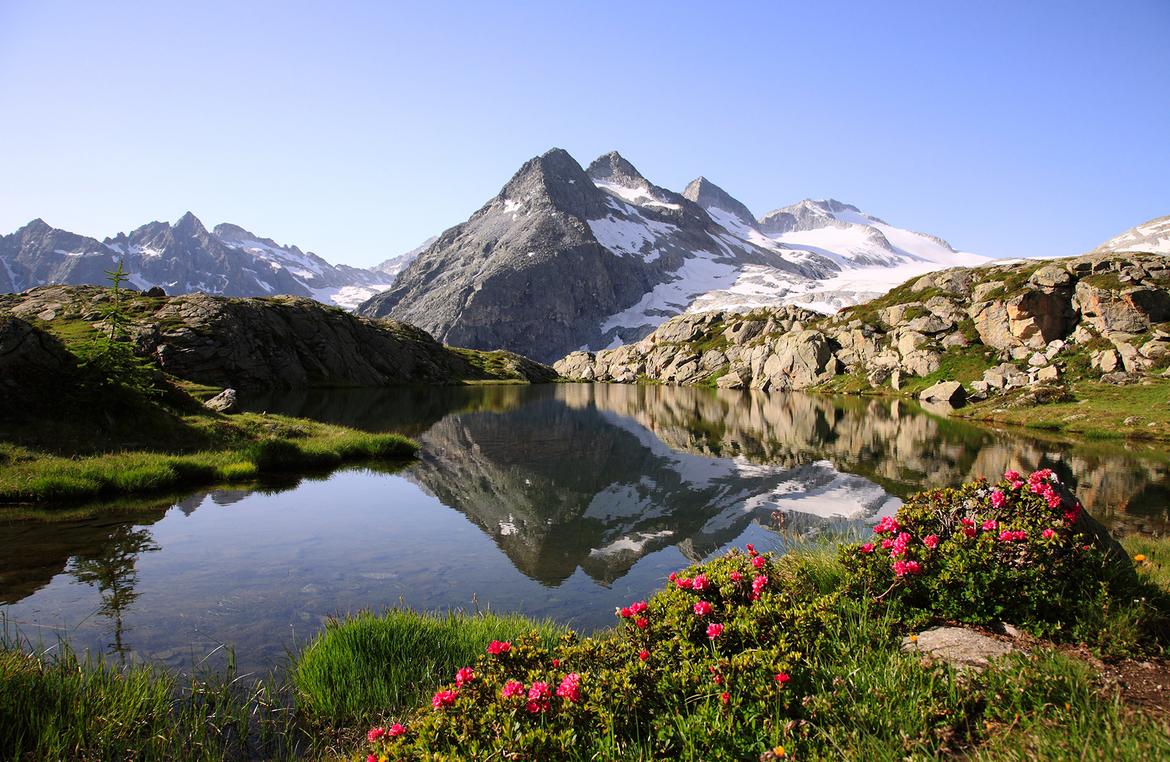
[839,469,1127,638]
[364,550,833,760]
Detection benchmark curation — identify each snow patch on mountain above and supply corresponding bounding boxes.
[1093,214,1170,255]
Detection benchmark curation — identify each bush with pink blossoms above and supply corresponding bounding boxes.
[841,469,1133,637]
[362,549,835,760]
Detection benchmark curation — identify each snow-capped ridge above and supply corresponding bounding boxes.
[1092,214,1170,255]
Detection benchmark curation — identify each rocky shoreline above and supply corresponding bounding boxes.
[554,252,1170,407]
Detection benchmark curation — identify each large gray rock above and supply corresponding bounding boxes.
[204,388,238,413]
[755,330,839,390]
[918,380,967,407]
[901,626,1015,670]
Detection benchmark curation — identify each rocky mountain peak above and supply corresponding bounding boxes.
[211,223,254,242]
[586,151,649,189]
[682,177,759,231]
[20,218,52,236]
[759,198,859,235]
[173,211,209,236]
[499,147,606,218]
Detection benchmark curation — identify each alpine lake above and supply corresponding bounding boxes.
[2,383,1167,675]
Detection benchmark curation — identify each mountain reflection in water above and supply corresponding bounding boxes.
[1,384,1165,672]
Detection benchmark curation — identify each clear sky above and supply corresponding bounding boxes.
[1,1,1167,267]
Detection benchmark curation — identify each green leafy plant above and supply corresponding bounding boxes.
[839,468,1129,638]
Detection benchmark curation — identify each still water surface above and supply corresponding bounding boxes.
[2,384,1167,673]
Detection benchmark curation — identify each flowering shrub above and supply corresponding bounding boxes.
[363,549,836,760]
[841,468,1124,636]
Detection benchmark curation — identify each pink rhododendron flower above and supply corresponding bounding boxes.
[881,538,894,550]
[892,560,922,577]
[923,534,939,549]
[552,658,560,668]
[629,600,648,615]
[556,673,582,703]
[501,680,525,698]
[1004,469,1021,482]
[752,555,766,569]
[635,616,649,629]
[432,689,458,709]
[486,640,512,655]
[720,691,730,704]
[526,682,551,713]
[368,727,386,742]
[860,542,875,554]
[638,649,650,662]
[1042,528,1056,540]
[707,623,724,639]
[990,489,1007,509]
[746,543,757,555]
[388,724,406,737]
[455,667,475,687]
[367,754,377,762]
[730,570,744,581]
[751,575,768,595]
[1045,490,1063,509]
[618,606,632,618]
[712,674,723,685]
[889,532,912,558]
[775,672,791,685]
[982,519,998,531]
[693,600,714,617]
[874,516,901,534]
[675,576,692,589]
[691,574,710,591]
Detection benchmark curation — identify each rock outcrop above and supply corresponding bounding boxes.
[0,286,557,391]
[555,252,1170,398]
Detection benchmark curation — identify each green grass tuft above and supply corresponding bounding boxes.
[292,609,567,725]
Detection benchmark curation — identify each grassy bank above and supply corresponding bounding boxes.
[1,536,1167,760]
[0,411,417,504]
[954,378,1170,441]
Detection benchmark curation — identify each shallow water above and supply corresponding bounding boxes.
[2,384,1166,673]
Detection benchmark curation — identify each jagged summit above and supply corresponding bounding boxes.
[586,151,650,188]
[1,214,393,310]
[682,176,759,231]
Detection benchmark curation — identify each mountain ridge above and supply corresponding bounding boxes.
[0,214,395,310]
[357,147,984,361]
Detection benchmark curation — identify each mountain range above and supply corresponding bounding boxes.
[0,213,397,310]
[4,148,1166,362]
[356,148,990,360]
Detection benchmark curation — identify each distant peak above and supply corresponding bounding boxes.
[21,218,52,233]
[212,222,253,241]
[174,211,207,234]
[586,151,649,188]
[682,177,757,228]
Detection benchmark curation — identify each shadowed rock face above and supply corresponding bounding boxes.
[0,285,557,390]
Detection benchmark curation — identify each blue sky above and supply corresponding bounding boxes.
[1,1,1167,267]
